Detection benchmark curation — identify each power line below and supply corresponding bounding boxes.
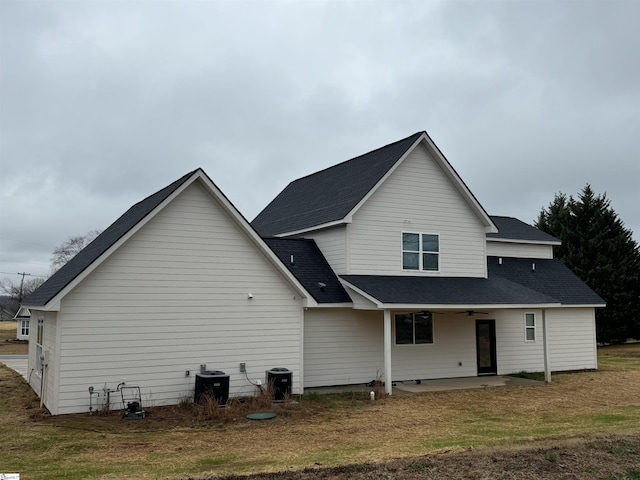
[0,271,48,278]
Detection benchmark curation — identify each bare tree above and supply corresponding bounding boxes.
[51,229,102,273]
[0,275,46,309]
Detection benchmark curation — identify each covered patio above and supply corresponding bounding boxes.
[305,374,543,396]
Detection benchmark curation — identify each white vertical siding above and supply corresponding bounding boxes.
[348,145,487,277]
[54,182,303,415]
[304,226,347,274]
[486,241,554,259]
[547,308,598,371]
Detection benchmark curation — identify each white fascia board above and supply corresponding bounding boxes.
[339,279,384,308]
[377,303,562,310]
[13,306,31,318]
[273,219,347,238]
[487,237,562,246]
[22,302,58,312]
[308,303,354,309]
[557,303,606,308]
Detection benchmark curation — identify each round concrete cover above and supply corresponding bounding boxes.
[246,412,276,420]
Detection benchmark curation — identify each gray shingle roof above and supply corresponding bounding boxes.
[488,256,604,305]
[264,238,351,304]
[24,169,200,307]
[488,216,560,243]
[251,132,424,236]
[340,257,604,307]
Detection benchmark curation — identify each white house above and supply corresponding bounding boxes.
[23,132,604,415]
[14,306,31,341]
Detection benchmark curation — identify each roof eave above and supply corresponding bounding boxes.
[309,302,354,308]
[487,237,562,246]
[273,219,348,238]
[376,303,563,310]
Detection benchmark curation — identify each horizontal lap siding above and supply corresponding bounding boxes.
[486,242,554,259]
[28,310,59,412]
[349,145,487,277]
[391,314,478,380]
[304,309,383,387]
[56,182,302,415]
[547,308,597,371]
[495,310,544,374]
[305,311,479,386]
[304,226,347,275]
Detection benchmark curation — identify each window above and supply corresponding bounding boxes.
[36,317,44,372]
[525,313,536,342]
[20,319,29,337]
[395,312,434,345]
[402,232,439,271]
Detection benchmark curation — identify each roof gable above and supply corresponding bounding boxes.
[252,131,497,237]
[252,132,423,237]
[24,169,314,309]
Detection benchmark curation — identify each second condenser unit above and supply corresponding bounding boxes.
[266,367,292,401]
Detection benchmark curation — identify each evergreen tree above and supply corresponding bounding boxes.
[536,185,640,343]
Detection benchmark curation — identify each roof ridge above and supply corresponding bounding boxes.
[287,131,424,185]
[252,132,426,236]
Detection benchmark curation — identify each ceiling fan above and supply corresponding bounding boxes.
[414,310,444,316]
[456,310,489,317]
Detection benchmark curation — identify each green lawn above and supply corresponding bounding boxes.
[1,344,639,479]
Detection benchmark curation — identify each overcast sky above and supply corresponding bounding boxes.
[1,0,638,282]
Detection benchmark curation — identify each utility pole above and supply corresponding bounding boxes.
[17,272,31,304]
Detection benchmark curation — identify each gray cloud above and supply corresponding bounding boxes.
[1,0,638,280]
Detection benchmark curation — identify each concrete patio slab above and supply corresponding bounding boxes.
[305,375,542,396]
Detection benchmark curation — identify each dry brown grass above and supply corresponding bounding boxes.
[0,344,639,479]
[0,320,28,354]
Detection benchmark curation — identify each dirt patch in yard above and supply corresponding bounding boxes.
[209,433,640,480]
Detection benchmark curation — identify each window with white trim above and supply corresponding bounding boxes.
[36,317,44,372]
[20,319,29,337]
[525,312,536,342]
[402,232,439,271]
[395,312,434,344]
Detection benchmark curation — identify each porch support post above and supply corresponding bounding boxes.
[384,309,393,395]
[542,309,551,383]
